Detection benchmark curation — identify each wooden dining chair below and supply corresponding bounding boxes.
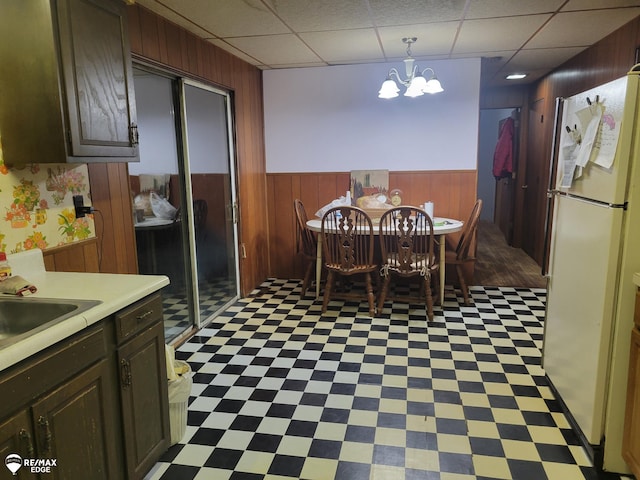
[377,206,439,321]
[321,206,377,317]
[445,199,483,305]
[293,199,318,297]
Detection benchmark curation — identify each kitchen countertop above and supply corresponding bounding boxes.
[634,272,640,287]
[0,270,169,372]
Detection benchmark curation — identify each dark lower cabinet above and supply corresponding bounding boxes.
[0,410,35,479]
[0,292,168,480]
[31,360,119,480]
[118,321,170,479]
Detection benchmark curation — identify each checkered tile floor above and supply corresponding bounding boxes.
[163,277,237,342]
[145,279,626,480]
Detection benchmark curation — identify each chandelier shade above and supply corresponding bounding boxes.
[379,37,444,99]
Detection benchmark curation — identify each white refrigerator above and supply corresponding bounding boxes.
[544,65,640,474]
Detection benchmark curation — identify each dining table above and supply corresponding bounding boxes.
[134,215,178,275]
[306,216,464,306]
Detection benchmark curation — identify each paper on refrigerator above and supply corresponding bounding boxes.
[574,104,602,168]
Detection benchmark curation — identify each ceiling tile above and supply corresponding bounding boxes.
[151,0,290,37]
[526,9,640,48]
[466,0,564,18]
[377,22,459,58]
[451,50,515,63]
[225,34,322,66]
[131,0,640,87]
[367,0,467,26]
[266,0,373,31]
[300,29,383,63]
[561,0,640,11]
[135,0,216,38]
[454,15,551,54]
[506,47,587,70]
[208,39,266,65]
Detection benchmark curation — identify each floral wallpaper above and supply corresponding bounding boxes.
[0,162,94,254]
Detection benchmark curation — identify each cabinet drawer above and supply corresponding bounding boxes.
[635,290,640,328]
[115,293,163,344]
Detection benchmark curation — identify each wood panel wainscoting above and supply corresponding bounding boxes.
[43,238,100,273]
[268,170,477,280]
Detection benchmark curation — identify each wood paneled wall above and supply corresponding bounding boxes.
[524,16,640,264]
[127,5,268,296]
[88,163,139,273]
[269,170,477,279]
[80,5,268,294]
[43,238,100,272]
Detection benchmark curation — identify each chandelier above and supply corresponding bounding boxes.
[378,37,444,99]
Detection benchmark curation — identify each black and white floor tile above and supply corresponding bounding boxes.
[163,278,237,342]
[146,279,629,480]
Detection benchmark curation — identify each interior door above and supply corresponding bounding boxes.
[493,110,519,244]
[523,97,547,264]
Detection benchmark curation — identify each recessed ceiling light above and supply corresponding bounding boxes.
[506,73,527,80]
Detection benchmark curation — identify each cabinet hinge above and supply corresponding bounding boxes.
[129,123,139,146]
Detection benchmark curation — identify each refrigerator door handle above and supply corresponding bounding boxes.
[542,97,564,277]
[551,190,627,209]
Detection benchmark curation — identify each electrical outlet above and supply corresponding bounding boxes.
[73,195,92,218]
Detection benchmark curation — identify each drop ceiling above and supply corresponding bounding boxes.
[134,0,640,87]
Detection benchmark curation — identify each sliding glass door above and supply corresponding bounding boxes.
[179,80,239,325]
[131,67,239,342]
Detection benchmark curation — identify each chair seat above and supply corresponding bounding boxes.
[381,253,437,276]
[325,263,378,274]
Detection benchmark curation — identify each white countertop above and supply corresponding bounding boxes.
[0,270,169,371]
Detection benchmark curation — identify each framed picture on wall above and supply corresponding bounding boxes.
[350,169,389,207]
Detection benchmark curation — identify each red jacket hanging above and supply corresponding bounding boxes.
[492,117,514,179]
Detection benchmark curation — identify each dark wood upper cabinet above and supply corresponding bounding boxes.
[57,0,138,158]
[0,0,138,166]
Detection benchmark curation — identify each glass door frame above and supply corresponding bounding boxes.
[178,78,240,329]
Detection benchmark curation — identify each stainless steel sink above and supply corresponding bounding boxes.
[0,297,102,347]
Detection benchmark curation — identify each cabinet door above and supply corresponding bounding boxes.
[0,410,36,480]
[31,360,120,480]
[56,0,138,159]
[118,321,170,480]
[624,328,640,477]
